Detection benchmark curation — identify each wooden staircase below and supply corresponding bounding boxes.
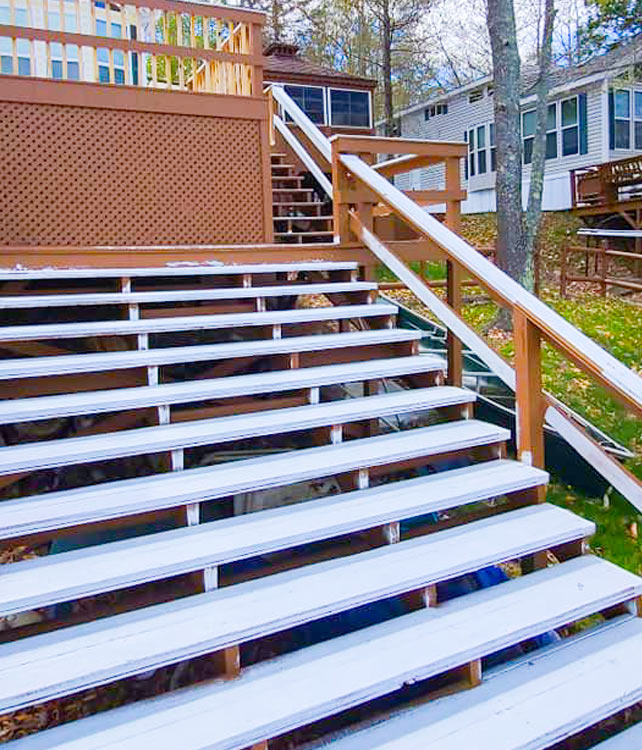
[271,152,334,244]
[0,262,641,749]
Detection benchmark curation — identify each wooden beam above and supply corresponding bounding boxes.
[330,134,468,159]
[514,309,545,476]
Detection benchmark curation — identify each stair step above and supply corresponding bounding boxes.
[275,231,335,238]
[0,460,548,618]
[0,356,445,424]
[271,202,327,208]
[0,302,392,343]
[0,262,358,282]
[0,282,376,310]
[273,215,333,222]
[271,163,295,170]
[324,616,642,750]
[270,152,288,158]
[0,420,509,542]
[271,175,303,182]
[9,557,641,750]
[273,188,316,194]
[594,721,642,748]
[0,387,476,475]
[0,326,421,380]
[0,501,582,713]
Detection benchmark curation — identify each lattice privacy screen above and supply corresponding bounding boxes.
[0,102,267,246]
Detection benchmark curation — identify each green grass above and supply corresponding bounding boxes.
[386,280,642,571]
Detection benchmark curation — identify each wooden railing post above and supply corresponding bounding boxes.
[514,309,545,485]
[249,21,263,96]
[331,140,353,246]
[445,156,463,387]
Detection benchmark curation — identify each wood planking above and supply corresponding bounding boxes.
[0,329,423,380]
[322,617,642,750]
[0,303,394,342]
[0,388,475,475]
[7,557,641,750]
[0,356,445,425]
[0,460,549,617]
[0,421,509,543]
[0,261,357,281]
[0,282,376,309]
[0,502,588,713]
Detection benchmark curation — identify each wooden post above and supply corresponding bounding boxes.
[331,141,352,246]
[514,309,545,485]
[445,157,463,387]
[560,242,568,297]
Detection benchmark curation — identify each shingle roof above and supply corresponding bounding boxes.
[264,44,377,89]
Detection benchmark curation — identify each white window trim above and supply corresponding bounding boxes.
[281,82,327,126]
[328,86,372,130]
[612,87,642,151]
[560,94,579,157]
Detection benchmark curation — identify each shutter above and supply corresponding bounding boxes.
[579,92,588,154]
[608,90,615,150]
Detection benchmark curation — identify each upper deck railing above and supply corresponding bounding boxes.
[0,0,265,95]
[571,154,642,210]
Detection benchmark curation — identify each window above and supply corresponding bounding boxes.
[546,103,557,159]
[283,85,325,125]
[522,109,536,164]
[609,88,642,150]
[467,128,475,177]
[477,124,487,174]
[489,122,496,171]
[561,96,579,155]
[329,88,371,128]
[614,89,630,149]
[424,103,447,120]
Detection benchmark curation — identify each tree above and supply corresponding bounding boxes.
[486,0,555,304]
[579,0,641,57]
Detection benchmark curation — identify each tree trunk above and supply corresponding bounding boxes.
[381,0,395,136]
[487,0,526,289]
[523,0,555,292]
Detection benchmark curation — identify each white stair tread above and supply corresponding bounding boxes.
[322,617,642,750]
[0,328,422,380]
[0,356,445,424]
[0,459,548,616]
[0,502,587,713]
[0,388,474,475]
[593,722,642,749]
[9,556,641,750]
[0,420,509,540]
[0,282,376,310]
[0,261,358,281]
[0,303,394,342]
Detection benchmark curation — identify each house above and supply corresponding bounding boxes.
[389,35,642,213]
[264,42,376,133]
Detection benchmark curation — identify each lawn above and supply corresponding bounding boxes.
[382,212,642,575]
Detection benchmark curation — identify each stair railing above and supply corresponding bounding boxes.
[267,85,642,510]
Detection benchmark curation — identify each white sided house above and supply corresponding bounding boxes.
[389,36,642,213]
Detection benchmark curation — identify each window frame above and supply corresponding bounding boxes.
[282,83,327,126]
[611,87,642,151]
[560,95,579,156]
[328,86,372,129]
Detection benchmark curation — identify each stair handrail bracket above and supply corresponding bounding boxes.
[271,88,642,509]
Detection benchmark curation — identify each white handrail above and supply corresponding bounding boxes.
[269,86,332,163]
[273,116,333,199]
[341,153,642,413]
[273,80,642,508]
[352,213,642,511]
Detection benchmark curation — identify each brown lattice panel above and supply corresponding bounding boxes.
[0,100,267,246]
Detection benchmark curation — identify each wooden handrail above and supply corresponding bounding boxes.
[271,89,642,508]
[0,0,265,96]
[338,151,642,416]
